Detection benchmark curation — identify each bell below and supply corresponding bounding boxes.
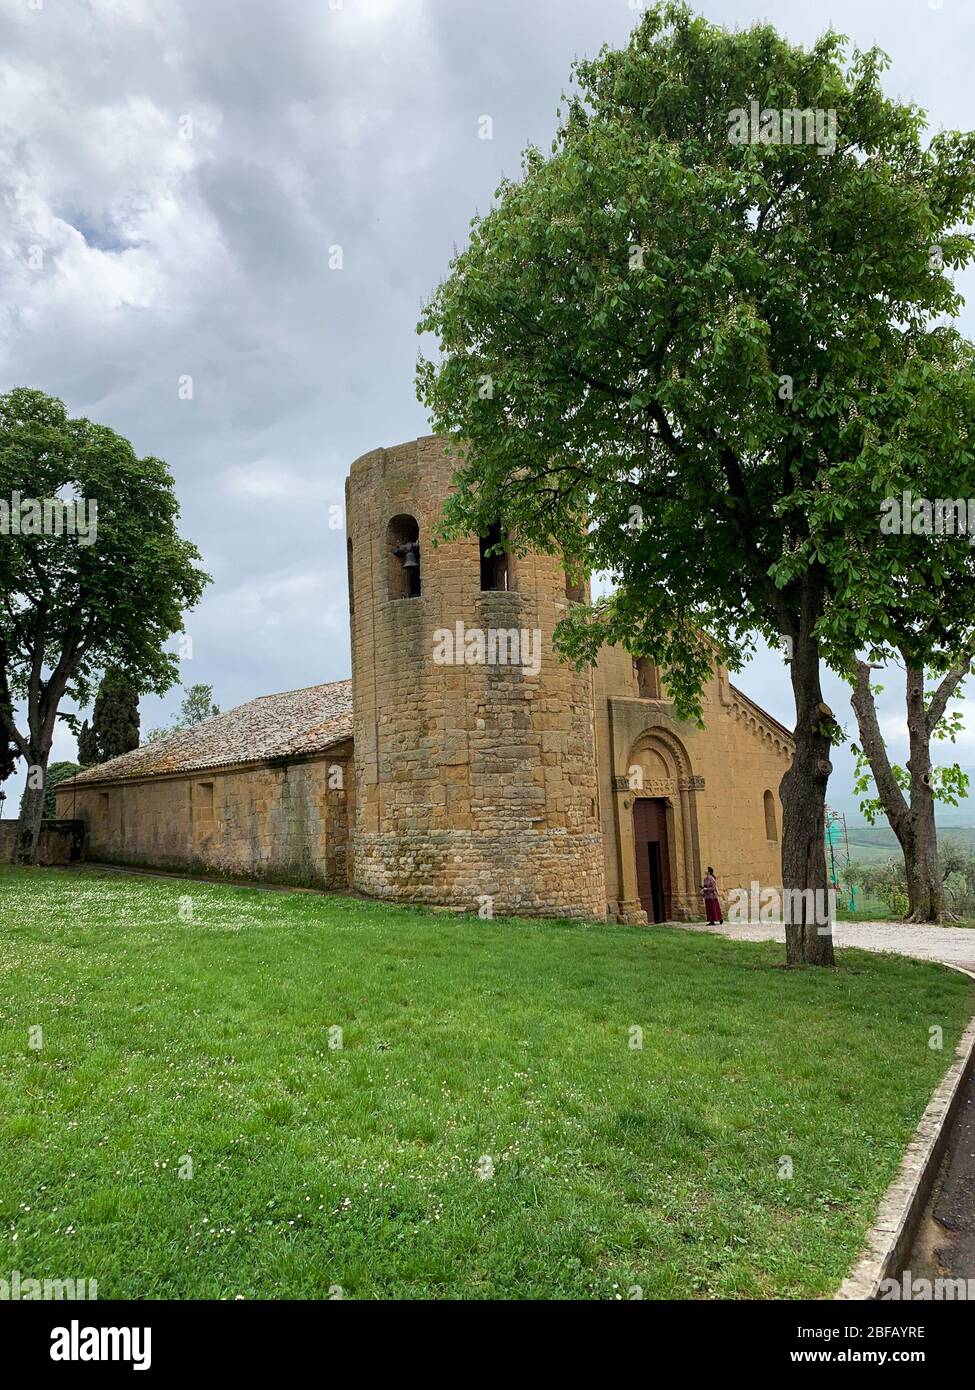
[400,543,419,571]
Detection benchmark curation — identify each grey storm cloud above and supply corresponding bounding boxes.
[2,0,975,820]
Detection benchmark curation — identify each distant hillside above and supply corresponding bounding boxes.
[840,824,975,864]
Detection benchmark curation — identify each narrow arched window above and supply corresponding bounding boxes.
[347,539,355,631]
[387,515,421,598]
[764,790,777,842]
[479,521,511,591]
[634,658,660,699]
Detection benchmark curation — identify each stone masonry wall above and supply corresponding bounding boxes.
[593,644,790,917]
[0,819,85,865]
[346,435,606,918]
[56,747,352,888]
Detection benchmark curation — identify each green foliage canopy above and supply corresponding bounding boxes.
[0,386,209,768]
[417,1,975,720]
[78,666,141,766]
[42,760,82,818]
[146,683,220,742]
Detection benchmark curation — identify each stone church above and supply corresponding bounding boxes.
[58,436,791,923]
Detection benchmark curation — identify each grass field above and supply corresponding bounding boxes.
[1,866,972,1300]
[844,825,975,864]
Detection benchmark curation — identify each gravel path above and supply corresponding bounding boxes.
[672,918,975,974]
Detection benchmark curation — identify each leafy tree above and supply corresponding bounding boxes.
[851,840,975,920]
[938,836,971,883]
[146,683,220,742]
[76,719,98,767]
[837,857,864,913]
[0,387,209,864]
[77,667,141,766]
[942,843,975,919]
[851,653,973,922]
[815,327,975,923]
[858,858,911,920]
[178,683,219,727]
[42,760,82,818]
[417,2,975,964]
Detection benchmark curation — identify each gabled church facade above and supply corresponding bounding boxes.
[59,436,790,923]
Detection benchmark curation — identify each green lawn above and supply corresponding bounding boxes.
[0,866,971,1300]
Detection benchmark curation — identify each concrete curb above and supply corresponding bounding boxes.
[836,965,975,1300]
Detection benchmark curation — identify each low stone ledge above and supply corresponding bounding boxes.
[836,967,975,1300]
[0,819,86,865]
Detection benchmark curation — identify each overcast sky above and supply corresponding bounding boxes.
[2,0,974,823]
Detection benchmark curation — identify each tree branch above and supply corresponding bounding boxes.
[926,630,975,733]
[850,658,911,833]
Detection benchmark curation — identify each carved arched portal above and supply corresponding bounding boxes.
[611,726,704,924]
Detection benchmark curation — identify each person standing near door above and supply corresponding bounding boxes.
[702,867,723,924]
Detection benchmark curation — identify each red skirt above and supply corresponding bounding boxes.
[704,896,722,924]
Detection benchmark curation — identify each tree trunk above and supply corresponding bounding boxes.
[905,794,942,921]
[850,659,947,924]
[850,658,917,904]
[3,620,87,867]
[779,624,836,967]
[13,754,48,865]
[904,663,943,922]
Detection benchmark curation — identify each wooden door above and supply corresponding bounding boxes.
[633,798,671,922]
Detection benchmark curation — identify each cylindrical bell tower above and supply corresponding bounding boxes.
[345,435,605,919]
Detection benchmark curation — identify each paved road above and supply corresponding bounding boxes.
[671,918,975,974]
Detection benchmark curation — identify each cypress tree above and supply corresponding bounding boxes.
[77,720,98,767]
[84,668,141,764]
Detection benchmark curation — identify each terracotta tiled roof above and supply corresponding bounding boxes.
[67,680,353,786]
